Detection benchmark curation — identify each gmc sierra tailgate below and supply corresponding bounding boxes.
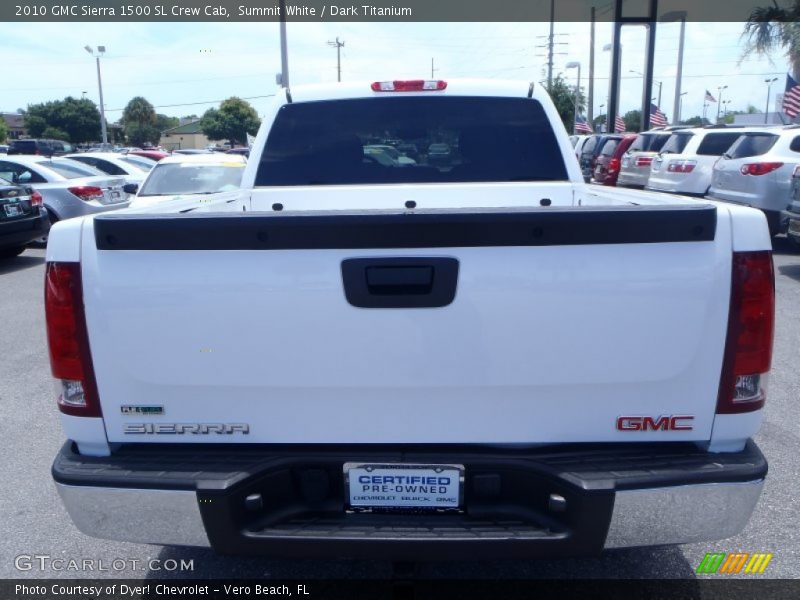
[81,203,730,445]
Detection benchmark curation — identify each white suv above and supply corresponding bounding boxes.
[647,128,744,196]
[709,126,800,235]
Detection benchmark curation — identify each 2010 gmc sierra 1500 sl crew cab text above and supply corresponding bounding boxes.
[46,79,773,560]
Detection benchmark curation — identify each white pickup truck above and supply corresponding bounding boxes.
[47,80,774,559]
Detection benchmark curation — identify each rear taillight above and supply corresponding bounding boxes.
[740,162,783,176]
[635,156,653,167]
[667,160,696,173]
[45,262,101,417]
[717,251,775,414]
[371,80,447,92]
[30,190,43,207]
[68,186,104,201]
[608,158,620,173]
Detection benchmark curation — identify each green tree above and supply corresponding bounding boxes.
[0,119,8,143]
[41,126,70,141]
[25,115,46,138]
[200,97,261,146]
[623,110,642,132]
[155,114,179,132]
[680,116,709,127]
[743,2,800,80]
[545,75,586,133]
[122,97,160,146]
[24,97,101,142]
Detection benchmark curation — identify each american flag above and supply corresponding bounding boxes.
[783,72,800,119]
[705,90,717,103]
[575,114,593,133]
[650,103,668,127]
[614,114,626,133]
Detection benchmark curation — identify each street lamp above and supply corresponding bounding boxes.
[721,99,731,118]
[630,70,662,107]
[764,77,779,124]
[566,61,581,133]
[599,103,605,131]
[84,45,108,145]
[602,43,619,129]
[716,85,728,123]
[661,11,687,125]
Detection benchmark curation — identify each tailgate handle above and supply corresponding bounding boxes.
[342,258,459,309]
[366,266,433,295]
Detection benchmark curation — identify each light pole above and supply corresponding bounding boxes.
[764,77,778,124]
[566,61,581,133]
[603,43,619,130]
[678,91,687,124]
[599,103,605,131]
[630,70,662,107]
[721,99,731,119]
[716,85,728,123]
[84,45,107,145]
[661,11,687,125]
[327,37,345,82]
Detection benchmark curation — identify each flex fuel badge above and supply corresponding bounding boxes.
[121,405,164,416]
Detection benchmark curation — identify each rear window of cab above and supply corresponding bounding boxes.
[255,97,568,186]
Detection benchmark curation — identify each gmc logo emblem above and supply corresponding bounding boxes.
[616,415,694,431]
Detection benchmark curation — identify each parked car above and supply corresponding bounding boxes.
[172,149,214,155]
[708,126,800,235]
[7,138,73,156]
[647,128,745,196]
[226,147,250,158]
[616,130,673,188]
[127,150,170,162]
[570,134,590,162]
[116,154,158,173]
[65,152,151,185]
[364,144,417,166]
[129,153,246,209]
[426,143,451,166]
[0,155,131,240]
[579,134,619,182]
[0,145,9,154]
[783,164,800,249]
[0,177,49,257]
[593,134,636,186]
[87,143,115,152]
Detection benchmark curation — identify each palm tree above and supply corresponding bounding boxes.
[743,1,800,79]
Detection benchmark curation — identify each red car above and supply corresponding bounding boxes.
[128,150,170,162]
[593,134,637,186]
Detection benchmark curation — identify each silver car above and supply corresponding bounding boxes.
[647,128,744,197]
[0,155,132,230]
[709,126,800,235]
[782,164,800,250]
[65,152,154,186]
[616,131,673,188]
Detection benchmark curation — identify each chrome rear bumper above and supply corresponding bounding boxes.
[54,439,766,555]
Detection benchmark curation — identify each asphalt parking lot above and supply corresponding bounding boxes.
[0,241,798,581]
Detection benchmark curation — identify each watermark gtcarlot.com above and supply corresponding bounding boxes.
[15,554,194,572]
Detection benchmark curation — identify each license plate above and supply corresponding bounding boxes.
[110,190,121,202]
[789,219,800,234]
[344,463,463,510]
[3,204,21,217]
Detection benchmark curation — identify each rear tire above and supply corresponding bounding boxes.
[30,208,56,247]
[0,246,25,259]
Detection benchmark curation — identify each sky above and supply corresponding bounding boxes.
[0,20,793,126]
